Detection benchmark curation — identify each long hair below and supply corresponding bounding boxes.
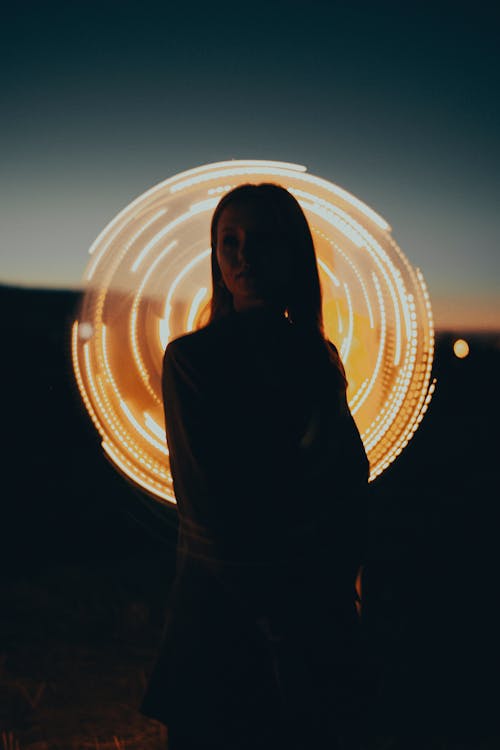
[208,183,347,387]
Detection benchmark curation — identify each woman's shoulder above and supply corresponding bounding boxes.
[164,326,210,365]
[324,339,347,386]
[163,317,235,371]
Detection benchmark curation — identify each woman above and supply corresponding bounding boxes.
[140,184,371,749]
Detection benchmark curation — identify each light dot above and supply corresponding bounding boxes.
[78,322,94,340]
[453,339,470,359]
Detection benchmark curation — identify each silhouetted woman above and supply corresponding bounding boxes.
[140,184,370,749]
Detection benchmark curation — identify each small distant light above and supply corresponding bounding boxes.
[453,338,469,358]
[79,322,94,340]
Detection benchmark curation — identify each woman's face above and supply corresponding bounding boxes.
[215,201,291,312]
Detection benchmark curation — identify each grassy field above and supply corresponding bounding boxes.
[0,558,169,750]
[1,551,499,750]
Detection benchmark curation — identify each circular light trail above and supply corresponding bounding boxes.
[453,338,470,359]
[72,160,435,504]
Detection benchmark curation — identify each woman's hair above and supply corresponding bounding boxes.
[208,182,347,388]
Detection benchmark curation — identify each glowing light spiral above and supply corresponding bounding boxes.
[72,160,435,503]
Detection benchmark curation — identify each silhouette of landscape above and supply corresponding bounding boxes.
[1,282,499,748]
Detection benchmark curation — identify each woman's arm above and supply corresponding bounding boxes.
[162,336,258,533]
[162,339,217,519]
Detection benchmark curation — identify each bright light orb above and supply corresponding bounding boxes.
[453,338,470,358]
[72,160,435,503]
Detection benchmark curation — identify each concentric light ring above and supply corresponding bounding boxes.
[72,160,434,503]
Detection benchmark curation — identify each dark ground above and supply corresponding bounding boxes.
[1,284,499,749]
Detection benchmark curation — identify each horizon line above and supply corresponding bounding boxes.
[1,280,498,335]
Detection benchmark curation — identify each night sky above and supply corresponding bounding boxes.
[2,0,499,330]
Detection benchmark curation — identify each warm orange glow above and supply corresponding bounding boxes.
[453,338,469,358]
[72,160,434,504]
[355,567,363,616]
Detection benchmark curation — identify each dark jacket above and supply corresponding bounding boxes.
[140,305,369,738]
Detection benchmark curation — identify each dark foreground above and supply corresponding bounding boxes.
[1,285,499,748]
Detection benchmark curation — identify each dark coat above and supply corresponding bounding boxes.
[140,306,370,740]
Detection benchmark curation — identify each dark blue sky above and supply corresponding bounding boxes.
[2,0,499,328]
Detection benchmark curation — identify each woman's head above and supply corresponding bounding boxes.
[209,183,324,336]
[208,182,347,388]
